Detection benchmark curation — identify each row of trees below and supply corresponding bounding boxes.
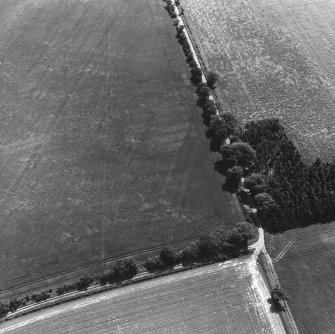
[145,222,257,272]
[0,258,138,317]
[0,220,257,317]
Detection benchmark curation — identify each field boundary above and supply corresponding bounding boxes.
[1,255,251,323]
[258,247,299,334]
[178,1,221,107]
[169,0,222,112]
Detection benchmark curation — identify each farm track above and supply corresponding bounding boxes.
[0,247,285,334]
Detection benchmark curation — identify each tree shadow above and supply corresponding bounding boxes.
[222,181,239,194]
[267,298,286,313]
[214,160,233,175]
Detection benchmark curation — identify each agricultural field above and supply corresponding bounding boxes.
[0,0,244,296]
[0,260,284,334]
[182,0,335,162]
[266,221,335,334]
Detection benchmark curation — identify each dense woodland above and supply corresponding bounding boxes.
[241,119,335,231]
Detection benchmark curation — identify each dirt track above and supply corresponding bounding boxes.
[0,233,286,334]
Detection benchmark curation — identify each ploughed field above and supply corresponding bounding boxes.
[0,0,244,295]
[267,222,335,334]
[182,0,335,162]
[0,260,282,334]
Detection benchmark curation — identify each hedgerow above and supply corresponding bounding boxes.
[144,222,257,272]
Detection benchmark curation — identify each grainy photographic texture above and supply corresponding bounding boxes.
[0,260,284,334]
[0,0,243,296]
[267,222,335,334]
[182,0,335,162]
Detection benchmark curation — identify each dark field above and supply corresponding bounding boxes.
[0,0,243,295]
[183,0,335,163]
[267,222,335,334]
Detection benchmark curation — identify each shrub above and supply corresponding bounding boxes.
[74,276,93,291]
[244,173,266,196]
[160,246,179,266]
[113,258,138,280]
[220,142,256,168]
[198,236,220,257]
[224,165,244,192]
[0,302,9,317]
[8,299,21,313]
[270,285,289,312]
[196,83,211,97]
[189,60,198,68]
[190,67,202,84]
[31,291,50,303]
[180,243,200,263]
[236,222,258,241]
[226,228,248,248]
[255,193,277,212]
[145,256,164,272]
[97,271,113,286]
[203,100,216,115]
[206,71,219,89]
[176,25,184,37]
[221,112,238,136]
[220,242,240,257]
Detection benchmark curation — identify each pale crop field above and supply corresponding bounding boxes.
[182,0,335,162]
[0,260,281,334]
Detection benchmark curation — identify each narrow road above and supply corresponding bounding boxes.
[248,228,287,334]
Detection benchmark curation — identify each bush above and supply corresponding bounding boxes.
[236,222,258,241]
[189,60,198,68]
[255,193,277,212]
[8,299,21,313]
[224,165,244,193]
[74,276,94,291]
[226,228,248,248]
[270,285,289,312]
[203,100,216,115]
[220,242,240,257]
[221,112,238,136]
[0,302,9,317]
[176,24,184,37]
[180,243,200,263]
[190,67,202,84]
[145,256,164,272]
[198,235,221,257]
[113,258,138,280]
[97,270,114,286]
[221,142,256,168]
[31,291,50,303]
[206,71,219,89]
[196,83,211,97]
[244,173,266,196]
[160,246,179,266]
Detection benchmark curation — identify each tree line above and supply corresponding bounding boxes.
[145,222,257,272]
[0,222,256,318]
[0,258,138,317]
